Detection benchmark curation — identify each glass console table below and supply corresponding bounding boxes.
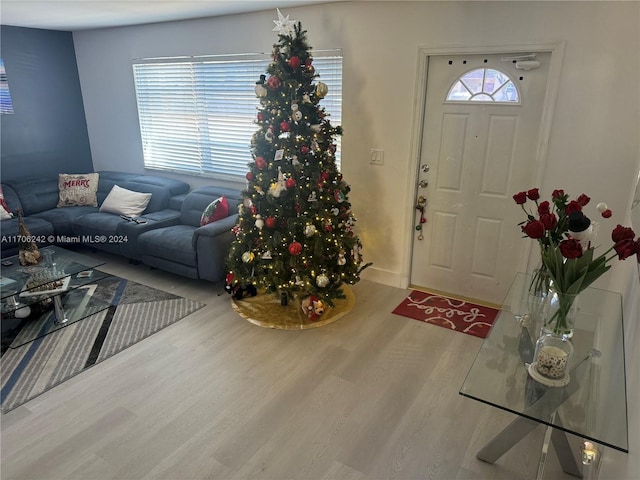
[460,273,628,479]
[1,247,111,349]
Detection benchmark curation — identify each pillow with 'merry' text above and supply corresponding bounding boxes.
[57,173,99,207]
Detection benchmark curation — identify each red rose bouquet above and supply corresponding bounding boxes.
[514,188,640,334]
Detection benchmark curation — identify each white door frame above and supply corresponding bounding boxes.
[401,41,566,290]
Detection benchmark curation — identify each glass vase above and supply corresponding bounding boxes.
[529,331,574,387]
[541,287,579,339]
[529,262,552,298]
[524,264,551,328]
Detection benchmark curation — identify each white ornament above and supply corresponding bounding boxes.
[262,250,272,260]
[272,8,296,36]
[316,273,330,288]
[302,94,311,103]
[255,214,264,229]
[254,84,267,98]
[310,124,321,133]
[304,224,317,237]
[292,155,300,166]
[242,251,255,263]
[293,110,303,122]
[291,103,299,112]
[337,253,346,265]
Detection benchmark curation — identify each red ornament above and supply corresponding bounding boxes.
[321,171,330,182]
[280,121,291,132]
[267,76,281,90]
[286,177,296,189]
[300,145,310,154]
[265,217,277,228]
[255,157,267,169]
[257,113,265,122]
[305,58,313,67]
[245,172,254,181]
[601,209,613,218]
[289,56,301,69]
[250,205,258,215]
[288,241,303,256]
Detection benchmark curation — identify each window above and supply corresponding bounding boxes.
[446,68,519,103]
[133,52,342,179]
[0,59,14,115]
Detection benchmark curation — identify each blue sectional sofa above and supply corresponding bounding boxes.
[0,171,242,282]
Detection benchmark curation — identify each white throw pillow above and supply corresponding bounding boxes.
[99,185,152,217]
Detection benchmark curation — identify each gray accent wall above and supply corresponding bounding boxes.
[0,26,92,182]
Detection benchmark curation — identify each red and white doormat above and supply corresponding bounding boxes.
[392,291,499,339]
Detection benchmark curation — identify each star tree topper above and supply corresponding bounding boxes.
[273,8,296,36]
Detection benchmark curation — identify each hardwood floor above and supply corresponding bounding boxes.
[0,248,633,479]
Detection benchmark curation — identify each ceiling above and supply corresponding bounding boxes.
[0,0,347,32]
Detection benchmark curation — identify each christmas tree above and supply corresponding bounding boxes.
[226,10,369,315]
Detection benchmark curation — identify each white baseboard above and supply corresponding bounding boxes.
[360,266,407,289]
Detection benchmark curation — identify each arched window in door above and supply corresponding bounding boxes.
[446,68,519,103]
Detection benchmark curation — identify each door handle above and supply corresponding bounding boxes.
[419,180,428,188]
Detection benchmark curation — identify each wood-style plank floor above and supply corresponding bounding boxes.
[0,248,633,479]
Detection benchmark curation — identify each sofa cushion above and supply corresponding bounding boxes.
[128,175,191,196]
[32,205,99,236]
[138,225,198,266]
[117,209,182,260]
[57,173,99,207]
[72,212,127,236]
[5,177,61,215]
[100,185,152,217]
[200,196,229,226]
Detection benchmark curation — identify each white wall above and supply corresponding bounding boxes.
[74,1,639,290]
[73,1,639,476]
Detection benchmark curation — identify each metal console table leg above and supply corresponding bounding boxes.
[476,414,583,479]
[53,295,69,325]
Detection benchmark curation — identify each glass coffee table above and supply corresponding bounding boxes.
[460,273,628,479]
[1,247,111,350]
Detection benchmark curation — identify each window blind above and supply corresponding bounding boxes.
[133,52,342,179]
[0,58,14,115]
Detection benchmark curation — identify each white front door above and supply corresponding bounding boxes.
[410,52,551,305]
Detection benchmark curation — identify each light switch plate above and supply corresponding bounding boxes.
[370,149,384,165]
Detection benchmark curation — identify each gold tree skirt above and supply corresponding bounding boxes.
[231,286,356,330]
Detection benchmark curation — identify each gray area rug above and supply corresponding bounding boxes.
[1,275,205,413]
